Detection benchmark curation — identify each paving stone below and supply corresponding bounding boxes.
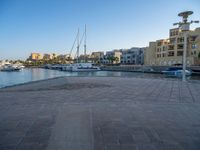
[119,135,134,144]
[120,144,139,150]
[105,144,120,150]
[138,144,157,150]
[103,134,119,144]
[0,77,200,150]
[0,145,16,150]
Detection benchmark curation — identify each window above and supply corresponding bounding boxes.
[168,45,174,50]
[177,44,184,49]
[190,36,197,42]
[170,38,176,44]
[177,37,184,43]
[168,51,174,57]
[163,47,165,51]
[191,44,197,49]
[157,41,162,46]
[177,51,183,56]
[164,41,168,45]
[157,54,161,58]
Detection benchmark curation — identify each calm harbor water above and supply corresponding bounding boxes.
[0,68,200,88]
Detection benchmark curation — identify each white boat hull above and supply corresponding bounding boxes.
[0,64,23,72]
[162,70,192,77]
[61,63,101,72]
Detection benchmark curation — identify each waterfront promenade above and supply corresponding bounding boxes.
[0,77,200,150]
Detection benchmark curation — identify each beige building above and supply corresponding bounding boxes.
[90,52,104,63]
[43,54,53,60]
[105,50,122,64]
[144,42,156,65]
[29,53,43,61]
[91,52,104,59]
[145,27,200,66]
[57,54,69,60]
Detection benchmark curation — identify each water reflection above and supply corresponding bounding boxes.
[0,68,200,88]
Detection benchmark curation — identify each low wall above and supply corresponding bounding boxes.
[101,65,200,75]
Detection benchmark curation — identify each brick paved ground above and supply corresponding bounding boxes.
[0,77,200,150]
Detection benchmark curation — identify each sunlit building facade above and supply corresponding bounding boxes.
[29,53,43,61]
[145,27,200,66]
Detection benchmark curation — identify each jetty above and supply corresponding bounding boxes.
[101,65,200,76]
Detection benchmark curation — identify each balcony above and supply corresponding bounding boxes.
[177,51,183,56]
[177,37,184,43]
[189,36,197,42]
[169,38,176,44]
[177,44,184,50]
[191,44,197,49]
[170,30,179,37]
[168,51,174,57]
[168,45,175,50]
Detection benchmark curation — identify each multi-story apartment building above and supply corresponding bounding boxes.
[77,54,90,63]
[56,54,72,63]
[121,47,145,65]
[57,54,70,60]
[91,52,104,58]
[29,53,43,61]
[103,50,122,64]
[145,27,200,66]
[144,42,156,65]
[43,54,53,60]
[90,52,104,63]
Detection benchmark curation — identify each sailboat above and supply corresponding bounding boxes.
[62,25,100,72]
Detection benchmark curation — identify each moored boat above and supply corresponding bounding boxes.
[61,26,100,72]
[61,63,100,72]
[162,67,192,77]
[0,64,23,71]
[61,64,73,71]
[71,63,100,72]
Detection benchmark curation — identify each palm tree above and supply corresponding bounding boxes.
[52,53,56,59]
[114,57,119,64]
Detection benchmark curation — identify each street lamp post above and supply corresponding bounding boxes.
[173,11,199,82]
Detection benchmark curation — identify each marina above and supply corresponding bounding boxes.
[1,68,200,88]
[1,1,200,149]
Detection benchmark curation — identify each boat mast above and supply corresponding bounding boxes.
[84,24,87,63]
[77,28,79,63]
[69,30,79,62]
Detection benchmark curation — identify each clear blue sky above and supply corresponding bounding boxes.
[0,0,200,60]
